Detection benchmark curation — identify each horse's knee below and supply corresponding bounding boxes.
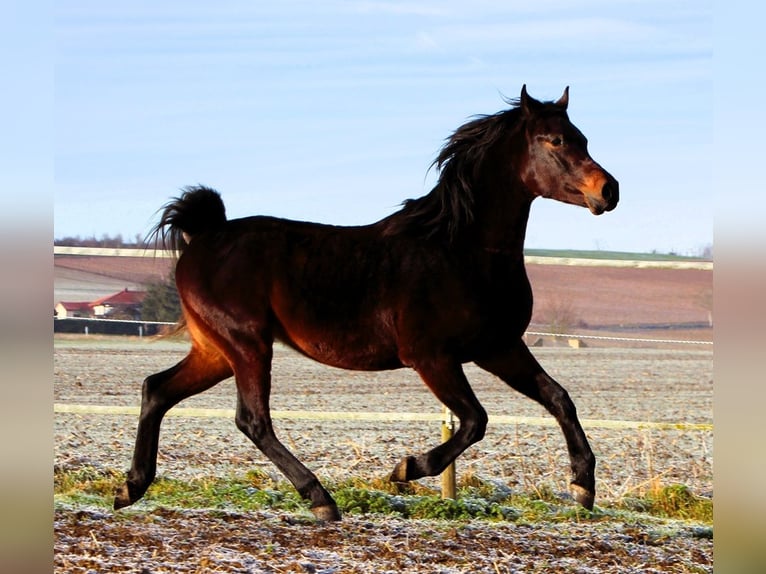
[139,374,176,417]
[538,375,578,418]
[463,408,488,443]
[141,368,176,404]
[235,409,270,445]
[234,410,252,435]
[141,373,160,401]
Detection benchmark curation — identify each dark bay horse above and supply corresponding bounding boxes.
[115,86,618,521]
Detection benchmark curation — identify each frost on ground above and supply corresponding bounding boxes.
[55,507,712,573]
[54,337,713,573]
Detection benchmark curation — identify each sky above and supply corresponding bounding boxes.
[53,0,713,255]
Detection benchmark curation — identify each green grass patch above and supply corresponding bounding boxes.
[523,248,709,262]
[616,484,713,522]
[54,467,712,528]
[54,466,123,499]
[54,466,306,513]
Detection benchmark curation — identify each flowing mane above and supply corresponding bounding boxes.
[383,102,523,242]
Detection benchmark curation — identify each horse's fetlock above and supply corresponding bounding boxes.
[311,504,342,522]
[389,456,412,483]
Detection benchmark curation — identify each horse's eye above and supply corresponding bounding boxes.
[551,136,563,147]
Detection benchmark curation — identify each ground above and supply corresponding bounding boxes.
[54,337,713,573]
[55,506,712,573]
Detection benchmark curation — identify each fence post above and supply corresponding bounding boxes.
[441,406,456,499]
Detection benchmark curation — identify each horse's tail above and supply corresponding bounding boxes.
[148,185,227,254]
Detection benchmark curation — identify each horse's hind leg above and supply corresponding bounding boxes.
[114,348,232,509]
[475,342,596,510]
[390,357,488,483]
[230,336,341,522]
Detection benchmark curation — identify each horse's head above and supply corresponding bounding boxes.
[518,85,619,215]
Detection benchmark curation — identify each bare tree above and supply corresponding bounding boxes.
[541,295,582,335]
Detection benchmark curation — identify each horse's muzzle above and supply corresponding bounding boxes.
[586,178,619,215]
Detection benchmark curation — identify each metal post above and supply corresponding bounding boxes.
[440,406,456,499]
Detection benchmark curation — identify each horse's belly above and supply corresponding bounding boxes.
[275,326,403,372]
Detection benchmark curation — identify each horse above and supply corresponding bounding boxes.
[114,85,619,521]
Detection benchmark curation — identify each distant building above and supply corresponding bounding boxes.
[89,288,146,319]
[55,288,147,320]
[54,301,91,319]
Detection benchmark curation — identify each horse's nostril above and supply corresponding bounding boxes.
[600,180,619,211]
[602,183,613,203]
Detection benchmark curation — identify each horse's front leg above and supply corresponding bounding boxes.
[475,341,596,509]
[389,357,488,483]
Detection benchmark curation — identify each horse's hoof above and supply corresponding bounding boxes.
[113,483,135,510]
[570,483,595,510]
[389,456,412,483]
[311,504,341,522]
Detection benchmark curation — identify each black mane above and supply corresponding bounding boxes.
[383,102,523,242]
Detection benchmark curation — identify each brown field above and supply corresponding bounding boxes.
[526,264,711,329]
[54,255,713,342]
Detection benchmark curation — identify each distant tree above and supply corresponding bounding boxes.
[108,305,143,321]
[541,295,583,334]
[54,233,149,248]
[141,272,181,322]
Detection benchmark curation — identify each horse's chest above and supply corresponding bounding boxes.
[479,269,534,333]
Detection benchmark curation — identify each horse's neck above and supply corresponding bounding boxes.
[472,188,532,260]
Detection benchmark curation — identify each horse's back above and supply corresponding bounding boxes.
[175,216,406,369]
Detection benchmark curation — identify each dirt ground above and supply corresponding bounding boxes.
[54,336,713,573]
[54,506,712,573]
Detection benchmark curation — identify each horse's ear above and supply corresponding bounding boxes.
[555,86,569,110]
[520,84,541,116]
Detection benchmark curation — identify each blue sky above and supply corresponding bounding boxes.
[54,1,712,254]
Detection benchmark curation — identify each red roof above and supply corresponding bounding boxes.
[57,301,91,311]
[89,288,146,307]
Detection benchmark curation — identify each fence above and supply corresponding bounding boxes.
[54,317,176,336]
[52,403,713,432]
[55,315,714,346]
[55,318,713,347]
[525,330,713,347]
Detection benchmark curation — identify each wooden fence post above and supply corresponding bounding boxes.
[441,406,456,499]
